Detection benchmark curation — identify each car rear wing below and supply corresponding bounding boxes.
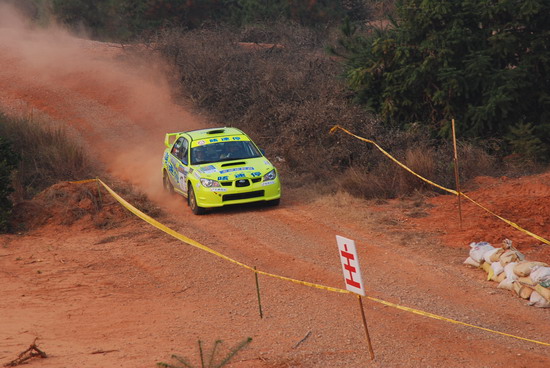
[164,133,179,148]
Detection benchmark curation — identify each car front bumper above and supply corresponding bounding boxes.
[194,178,281,208]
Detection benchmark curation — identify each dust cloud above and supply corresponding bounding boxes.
[0,3,206,203]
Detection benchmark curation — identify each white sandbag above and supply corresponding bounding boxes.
[483,248,501,264]
[528,291,550,308]
[535,284,550,302]
[530,266,550,284]
[464,257,481,268]
[491,262,504,277]
[469,242,494,263]
[504,262,518,281]
[498,262,519,290]
[514,261,548,277]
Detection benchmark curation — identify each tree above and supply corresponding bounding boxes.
[337,0,550,146]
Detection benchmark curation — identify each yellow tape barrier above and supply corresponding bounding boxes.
[330,125,550,246]
[68,178,550,347]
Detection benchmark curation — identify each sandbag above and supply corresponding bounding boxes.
[483,248,501,264]
[530,266,550,284]
[481,262,493,280]
[504,262,519,281]
[489,248,505,263]
[497,262,519,290]
[494,272,507,283]
[535,284,550,302]
[528,291,550,308]
[464,257,481,268]
[469,242,495,263]
[513,261,548,277]
[517,276,536,286]
[497,278,514,290]
[513,281,534,299]
[499,249,525,267]
[491,262,504,277]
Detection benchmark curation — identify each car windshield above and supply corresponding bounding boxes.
[190,140,262,165]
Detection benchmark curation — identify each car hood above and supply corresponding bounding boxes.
[193,157,275,181]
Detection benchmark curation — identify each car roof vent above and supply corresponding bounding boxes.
[207,129,225,135]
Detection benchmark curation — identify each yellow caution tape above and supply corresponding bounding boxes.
[98,178,349,295]
[366,296,550,346]
[330,125,550,246]
[68,178,550,347]
[329,125,457,195]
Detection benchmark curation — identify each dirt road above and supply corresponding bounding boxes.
[1,11,549,368]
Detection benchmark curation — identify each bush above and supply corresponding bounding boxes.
[0,112,98,200]
[0,135,19,232]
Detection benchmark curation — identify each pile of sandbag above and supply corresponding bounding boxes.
[464,239,550,308]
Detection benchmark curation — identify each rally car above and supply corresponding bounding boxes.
[162,127,281,214]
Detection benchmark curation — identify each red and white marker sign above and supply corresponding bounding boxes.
[336,235,365,296]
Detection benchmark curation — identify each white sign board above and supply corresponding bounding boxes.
[336,235,365,296]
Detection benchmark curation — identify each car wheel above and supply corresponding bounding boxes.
[188,185,205,215]
[163,170,174,194]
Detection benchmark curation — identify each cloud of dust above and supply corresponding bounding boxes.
[0,4,206,206]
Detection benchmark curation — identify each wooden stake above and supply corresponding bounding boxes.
[451,119,463,229]
[357,295,375,360]
[254,266,263,319]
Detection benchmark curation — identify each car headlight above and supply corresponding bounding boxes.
[200,178,221,187]
[263,169,277,181]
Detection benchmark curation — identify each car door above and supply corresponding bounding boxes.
[169,137,190,195]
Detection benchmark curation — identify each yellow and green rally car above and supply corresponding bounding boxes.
[162,127,281,214]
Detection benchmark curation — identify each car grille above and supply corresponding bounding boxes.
[221,178,261,187]
[235,179,250,187]
[223,190,264,202]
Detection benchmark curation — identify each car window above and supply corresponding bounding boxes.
[190,141,261,165]
[171,137,189,165]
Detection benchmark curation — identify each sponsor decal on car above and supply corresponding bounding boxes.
[197,140,206,145]
[262,180,276,186]
[218,176,229,181]
[219,167,254,174]
[200,165,217,174]
[210,188,227,192]
[193,170,201,179]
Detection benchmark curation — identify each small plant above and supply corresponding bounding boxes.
[157,338,252,368]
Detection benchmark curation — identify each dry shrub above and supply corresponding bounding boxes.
[0,113,99,199]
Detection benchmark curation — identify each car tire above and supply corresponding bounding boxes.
[163,170,174,194]
[188,185,205,215]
